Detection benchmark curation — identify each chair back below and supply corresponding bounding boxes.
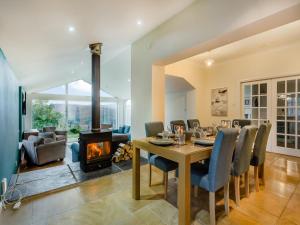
[252,123,272,166]
[232,119,251,128]
[187,119,200,129]
[145,121,164,137]
[232,126,257,176]
[43,126,56,132]
[208,128,238,192]
[170,120,186,133]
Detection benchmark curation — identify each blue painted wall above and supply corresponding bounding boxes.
[0,48,19,189]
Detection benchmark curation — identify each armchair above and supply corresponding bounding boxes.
[23,135,66,166]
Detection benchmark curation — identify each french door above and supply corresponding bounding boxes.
[242,76,300,157]
[271,76,300,157]
[242,81,272,150]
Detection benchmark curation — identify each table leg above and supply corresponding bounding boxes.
[132,146,140,200]
[178,156,191,225]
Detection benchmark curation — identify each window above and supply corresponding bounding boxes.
[40,85,66,95]
[125,100,131,125]
[101,102,117,128]
[68,80,91,96]
[32,100,66,130]
[31,80,121,142]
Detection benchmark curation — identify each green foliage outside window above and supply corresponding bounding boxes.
[32,100,64,130]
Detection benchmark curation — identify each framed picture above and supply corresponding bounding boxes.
[211,88,228,116]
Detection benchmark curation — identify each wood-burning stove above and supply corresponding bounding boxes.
[79,42,113,172]
[79,130,112,172]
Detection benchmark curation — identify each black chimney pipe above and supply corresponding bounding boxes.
[89,43,102,132]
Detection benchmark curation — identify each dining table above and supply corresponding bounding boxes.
[132,137,214,225]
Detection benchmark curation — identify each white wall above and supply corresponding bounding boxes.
[198,40,300,126]
[131,0,300,139]
[165,91,187,126]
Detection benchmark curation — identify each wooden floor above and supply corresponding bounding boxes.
[1,152,300,225]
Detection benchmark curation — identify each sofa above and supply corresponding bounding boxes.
[23,135,66,166]
[112,125,131,152]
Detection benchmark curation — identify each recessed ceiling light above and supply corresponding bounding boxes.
[136,20,143,26]
[204,58,215,67]
[68,26,75,32]
[80,61,84,65]
[71,70,75,74]
[128,79,131,82]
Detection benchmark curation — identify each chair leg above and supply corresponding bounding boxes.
[254,166,259,192]
[234,176,240,206]
[224,182,230,215]
[164,172,168,199]
[194,185,198,197]
[245,170,249,197]
[259,163,265,185]
[209,192,216,225]
[148,164,152,187]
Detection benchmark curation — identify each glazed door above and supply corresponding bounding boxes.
[242,81,272,150]
[271,77,300,157]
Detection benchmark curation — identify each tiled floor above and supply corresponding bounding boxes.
[1,152,300,225]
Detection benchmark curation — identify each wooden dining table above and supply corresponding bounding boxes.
[132,138,213,225]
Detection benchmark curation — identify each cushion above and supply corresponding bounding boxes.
[39,132,56,140]
[56,135,66,141]
[118,126,125,133]
[124,125,130,133]
[44,138,55,144]
[149,155,177,172]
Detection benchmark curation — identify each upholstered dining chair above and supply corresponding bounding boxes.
[145,121,178,199]
[190,128,239,225]
[231,119,251,128]
[250,123,272,192]
[231,125,257,206]
[170,120,186,133]
[187,119,200,130]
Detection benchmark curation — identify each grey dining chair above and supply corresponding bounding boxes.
[145,121,177,199]
[250,123,272,192]
[231,125,257,206]
[231,119,251,128]
[187,119,200,130]
[190,128,238,225]
[170,120,187,133]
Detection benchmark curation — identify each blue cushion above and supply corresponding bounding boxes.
[71,143,80,162]
[124,125,130,133]
[149,155,177,172]
[118,126,125,133]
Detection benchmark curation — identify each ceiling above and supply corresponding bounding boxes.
[0,0,194,90]
[190,20,300,66]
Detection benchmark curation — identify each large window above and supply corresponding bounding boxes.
[125,100,131,125]
[101,102,117,128]
[32,100,66,130]
[30,80,123,142]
